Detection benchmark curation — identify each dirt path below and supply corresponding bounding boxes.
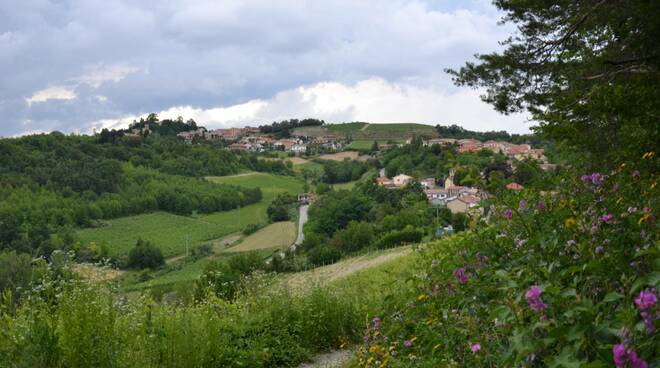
[299,349,353,368]
[359,123,370,131]
[286,246,411,289]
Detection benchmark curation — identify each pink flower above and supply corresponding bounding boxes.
[635,289,657,311]
[403,340,413,347]
[601,213,614,223]
[525,285,547,313]
[503,208,513,219]
[453,267,469,284]
[470,343,481,353]
[613,344,648,368]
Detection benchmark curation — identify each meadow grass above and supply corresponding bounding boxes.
[77,173,304,258]
[225,221,296,252]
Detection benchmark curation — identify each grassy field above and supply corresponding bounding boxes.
[225,221,296,252]
[292,122,437,140]
[346,139,405,150]
[78,173,304,258]
[326,122,368,135]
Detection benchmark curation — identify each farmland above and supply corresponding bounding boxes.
[292,122,437,141]
[77,173,304,258]
[225,221,296,253]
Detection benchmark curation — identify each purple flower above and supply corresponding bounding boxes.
[372,316,381,330]
[613,344,648,368]
[640,311,655,335]
[634,289,657,311]
[628,207,638,213]
[601,213,614,224]
[453,267,469,284]
[566,240,576,247]
[537,201,546,211]
[403,340,413,347]
[519,200,527,210]
[470,343,481,353]
[590,172,604,186]
[525,285,547,313]
[595,246,604,254]
[612,184,620,192]
[633,170,640,178]
[503,208,513,219]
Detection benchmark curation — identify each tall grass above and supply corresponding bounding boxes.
[0,269,361,368]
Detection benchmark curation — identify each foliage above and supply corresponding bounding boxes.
[242,222,265,236]
[357,159,659,367]
[447,0,660,169]
[127,239,165,270]
[375,225,424,249]
[320,159,370,184]
[267,193,298,222]
[307,245,342,266]
[0,261,360,368]
[259,118,324,138]
[332,221,375,253]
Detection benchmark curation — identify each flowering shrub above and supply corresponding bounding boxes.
[357,157,658,367]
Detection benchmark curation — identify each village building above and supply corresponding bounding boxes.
[446,195,482,214]
[424,188,448,201]
[419,178,436,189]
[393,174,413,187]
[273,139,299,151]
[298,193,319,204]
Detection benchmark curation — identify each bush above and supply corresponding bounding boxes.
[375,225,423,249]
[333,221,374,253]
[358,163,659,367]
[307,245,342,266]
[126,239,165,269]
[242,223,265,235]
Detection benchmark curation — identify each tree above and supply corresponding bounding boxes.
[448,1,660,169]
[127,239,165,269]
[370,140,380,153]
[333,221,374,253]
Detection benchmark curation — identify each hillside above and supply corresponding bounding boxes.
[293,122,438,140]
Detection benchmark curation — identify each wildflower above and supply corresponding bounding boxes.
[453,267,469,284]
[566,240,576,247]
[565,218,576,228]
[470,343,481,353]
[641,151,654,160]
[632,170,640,178]
[525,285,547,313]
[373,316,381,330]
[595,246,604,254]
[612,344,648,368]
[519,199,527,210]
[590,173,604,186]
[403,340,413,348]
[634,289,657,311]
[639,311,655,335]
[601,213,614,224]
[503,208,513,219]
[537,201,546,211]
[628,207,637,213]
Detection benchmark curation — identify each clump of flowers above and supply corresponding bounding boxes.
[634,289,657,335]
[612,344,648,368]
[453,267,469,284]
[525,285,547,313]
[470,343,481,353]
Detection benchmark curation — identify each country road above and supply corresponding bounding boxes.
[292,204,309,251]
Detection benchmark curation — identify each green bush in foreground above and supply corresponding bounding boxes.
[357,158,658,367]
[0,268,361,367]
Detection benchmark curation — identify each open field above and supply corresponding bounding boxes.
[295,160,324,174]
[78,173,304,258]
[346,139,405,150]
[318,151,370,162]
[225,221,296,252]
[292,122,437,141]
[285,246,412,290]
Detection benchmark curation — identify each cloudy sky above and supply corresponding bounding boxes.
[0,0,530,137]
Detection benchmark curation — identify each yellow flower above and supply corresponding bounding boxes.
[565,218,576,228]
[638,213,650,225]
[642,151,655,160]
[417,294,428,301]
[410,336,418,342]
[340,342,347,349]
[433,343,443,350]
[559,199,567,208]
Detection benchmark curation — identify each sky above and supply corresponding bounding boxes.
[0,0,531,137]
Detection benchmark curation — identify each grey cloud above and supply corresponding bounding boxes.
[0,0,516,136]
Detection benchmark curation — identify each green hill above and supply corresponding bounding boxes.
[293,122,438,140]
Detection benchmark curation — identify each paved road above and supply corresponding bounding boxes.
[292,204,309,250]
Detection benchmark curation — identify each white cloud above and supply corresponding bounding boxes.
[25,86,77,106]
[73,64,140,88]
[92,78,530,133]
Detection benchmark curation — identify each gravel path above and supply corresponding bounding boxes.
[298,349,353,368]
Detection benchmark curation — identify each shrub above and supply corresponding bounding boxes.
[242,222,265,235]
[126,239,165,269]
[333,221,374,253]
[358,162,659,367]
[307,245,342,266]
[375,225,423,249]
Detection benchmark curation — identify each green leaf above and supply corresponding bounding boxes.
[602,292,623,303]
[548,347,583,368]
